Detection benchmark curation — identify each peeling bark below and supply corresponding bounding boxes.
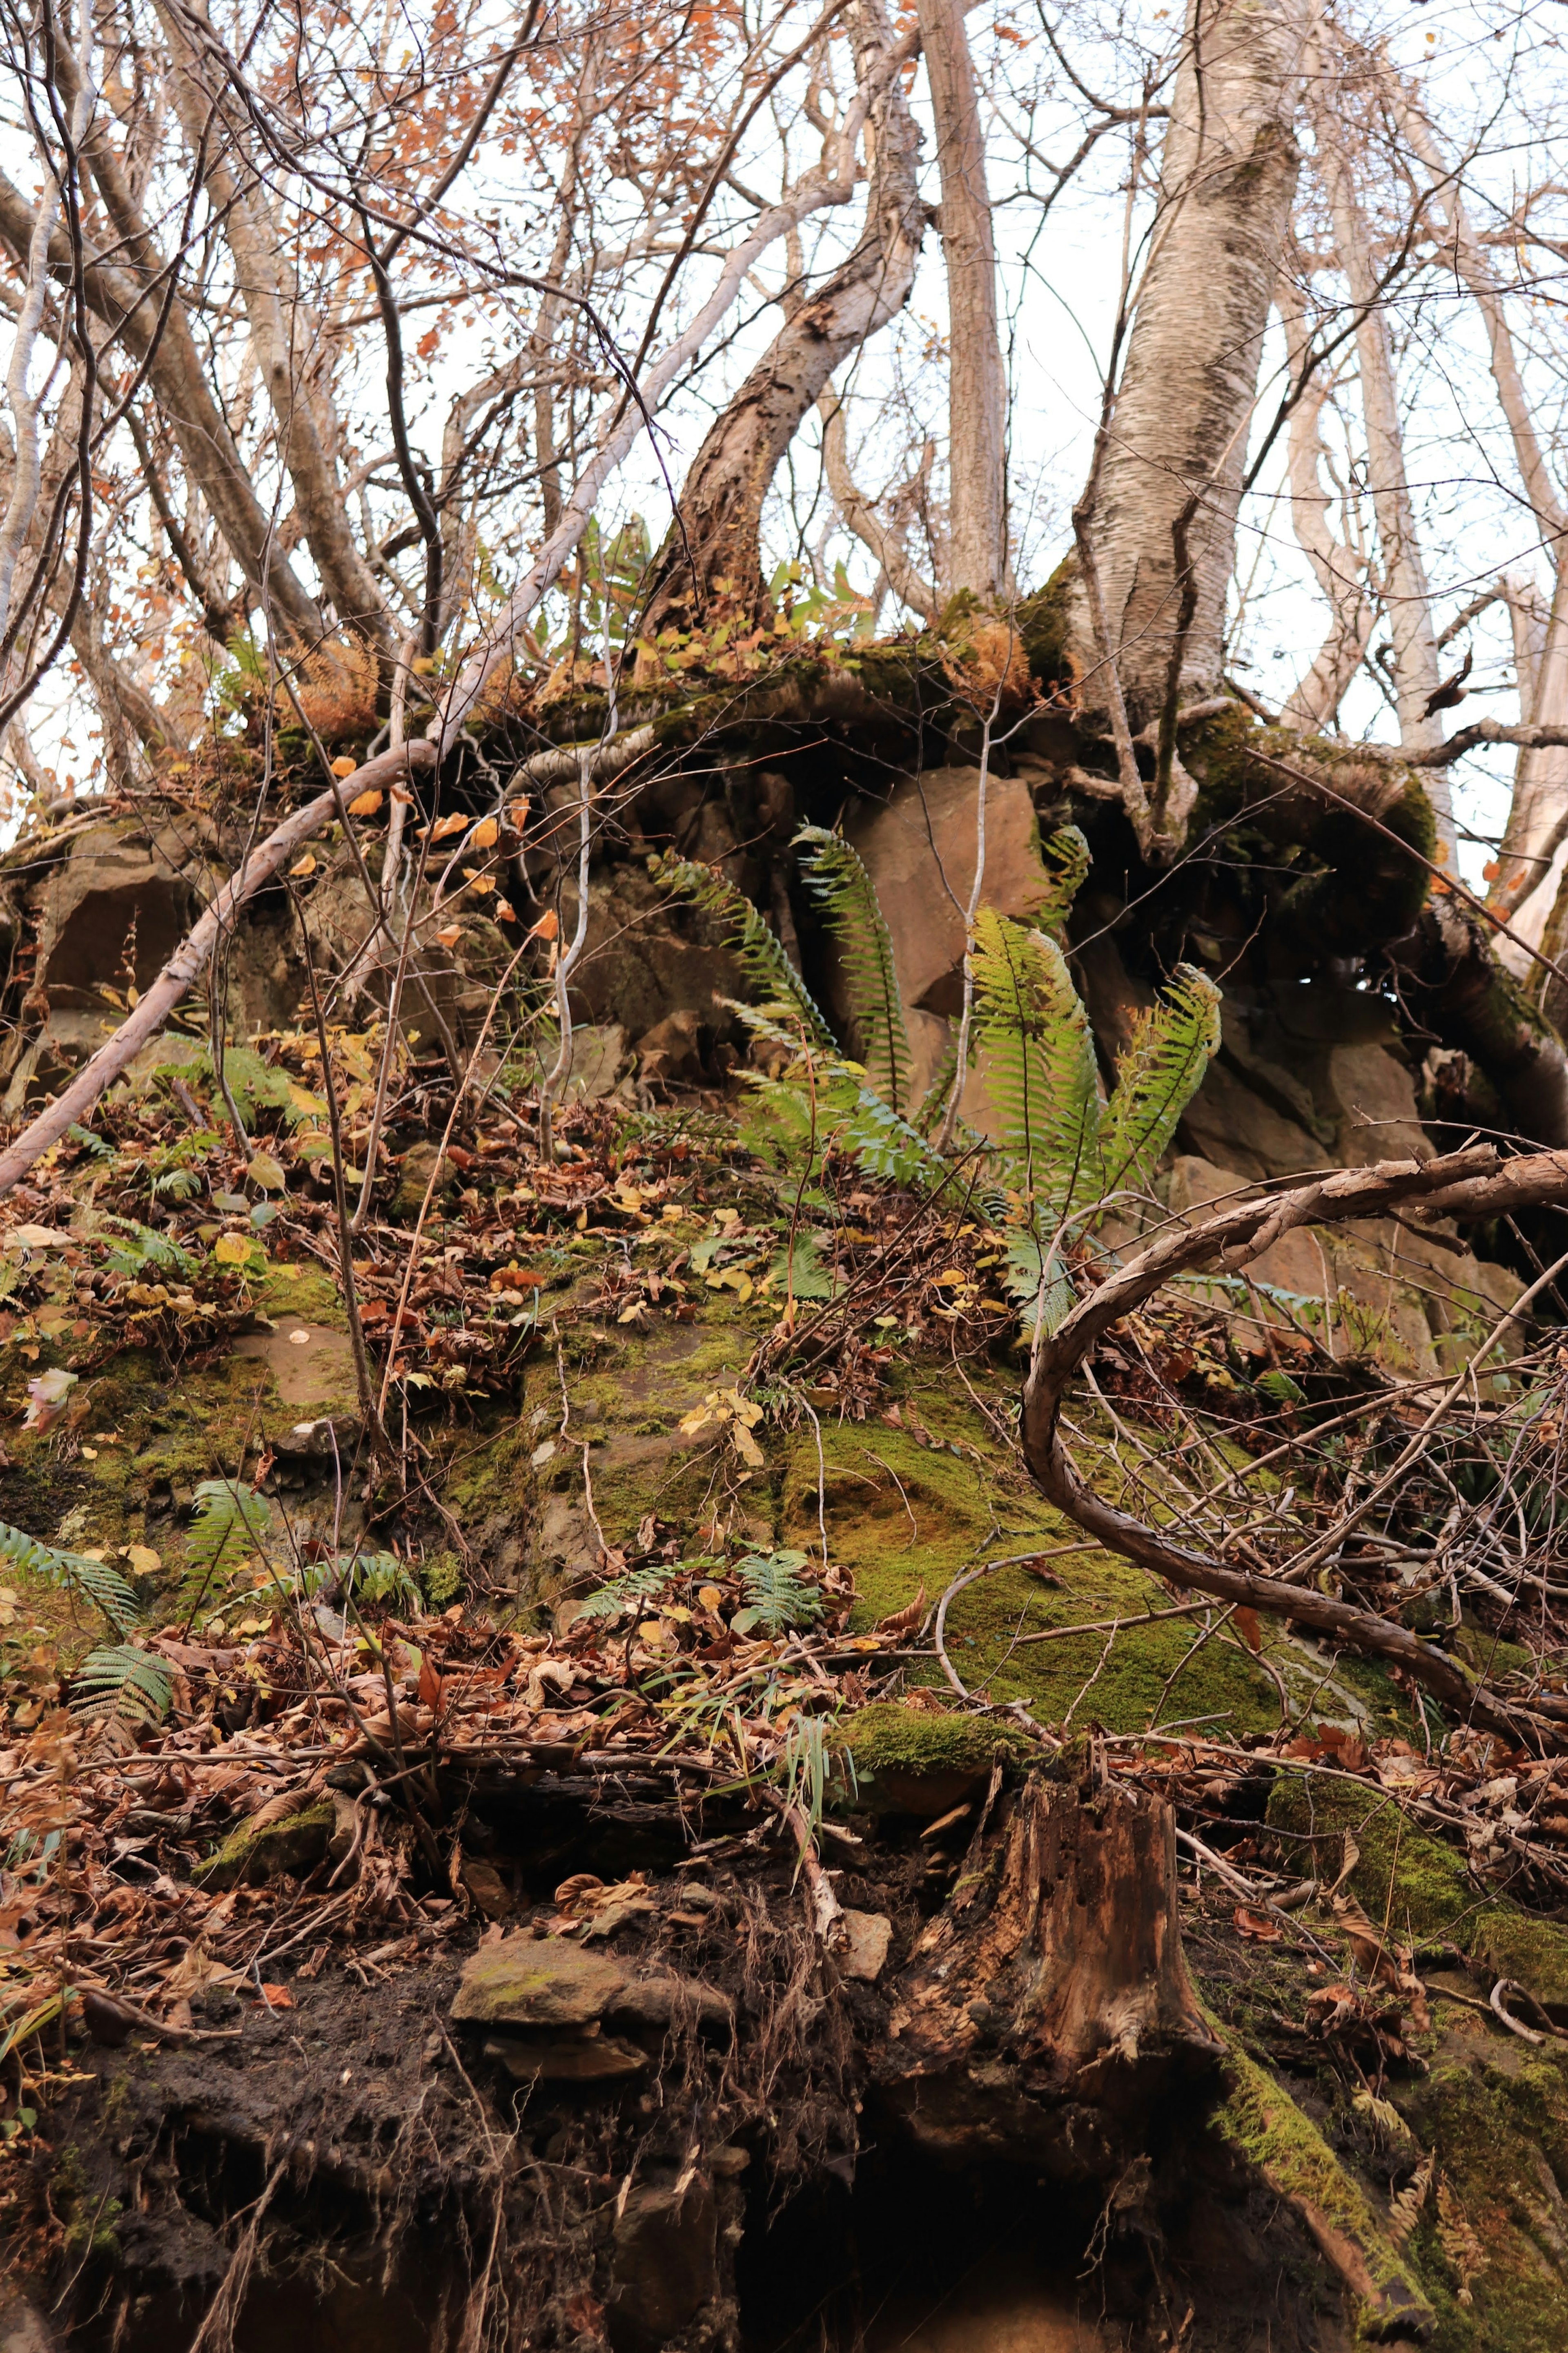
[1065,0,1311,731]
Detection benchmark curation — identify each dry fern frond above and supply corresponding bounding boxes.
[1436,2177,1486,2304]
[1387,2152,1434,2241]
[281,638,379,746]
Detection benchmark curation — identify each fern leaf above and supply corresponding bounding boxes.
[1033,825,1091,939]
[659,856,834,1049]
[733,1550,822,1635]
[576,1565,674,1621]
[795,826,913,1114]
[71,1644,174,1731]
[1098,963,1221,1199]
[0,1520,141,1635]
[969,911,1102,1221]
[187,1480,272,1576]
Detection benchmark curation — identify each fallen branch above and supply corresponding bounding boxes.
[1020,1144,1568,1748]
[0,742,437,1199]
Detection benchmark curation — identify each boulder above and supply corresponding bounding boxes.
[844,767,1054,1103]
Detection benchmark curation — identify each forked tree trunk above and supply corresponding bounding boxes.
[1065,0,1311,731]
[640,0,924,629]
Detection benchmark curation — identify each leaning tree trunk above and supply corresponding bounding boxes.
[916,0,1008,602]
[639,0,924,630]
[1065,0,1311,732]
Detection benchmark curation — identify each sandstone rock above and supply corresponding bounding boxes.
[607,2172,718,2353]
[838,1908,893,1982]
[451,1936,627,2027]
[844,767,1053,1103]
[193,1795,334,1890]
[1321,1040,1431,1166]
[482,2030,646,2081]
[1176,1062,1321,1181]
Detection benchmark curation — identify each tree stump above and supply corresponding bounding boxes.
[874,1766,1223,2175]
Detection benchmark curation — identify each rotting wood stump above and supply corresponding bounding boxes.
[874,1764,1222,2175]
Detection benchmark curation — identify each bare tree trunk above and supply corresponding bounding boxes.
[1276,279,1374,731]
[916,0,1007,601]
[1312,108,1453,859]
[640,0,924,629]
[816,390,938,618]
[1065,0,1310,732]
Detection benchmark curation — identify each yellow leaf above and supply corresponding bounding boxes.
[732,1423,765,1470]
[697,1584,724,1613]
[431,810,469,841]
[678,1405,716,1437]
[214,1233,252,1265]
[726,1391,763,1428]
[246,1150,286,1191]
[506,796,531,825]
[527,908,559,943]
[288,1081,328,1115]
[347,787,384,816]
[126,1543,161,1576]
[469,816,498,849]
[330,756,358,778]
[495,899,517,923]
[463,870,495,893]
[934,1268,967,1287]
[289,853,317,878]
[436,924,462,948]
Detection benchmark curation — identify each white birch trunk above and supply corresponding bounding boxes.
[1065,0,1312,732]
[916,0,1007,600]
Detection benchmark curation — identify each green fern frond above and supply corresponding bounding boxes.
[833,1085,951,1189]
[795,825,913,1114]
[0,1521,141,1635]
[1033,825,1091,939]
[768,1234,835,1300]
[659,856,834,1049]
[71,1644,174,1731]
[576,1565,675,1621]
[733,1549,822,1636]
[102,1217,196,1280]
[970,912,1102,1220]
[338,1552,423,1611]
[1098,963,1221,1199]
[186,1480,272,1577]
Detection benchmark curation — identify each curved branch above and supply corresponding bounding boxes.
[0,740,437,1197]
[1020,1143,1568,1746]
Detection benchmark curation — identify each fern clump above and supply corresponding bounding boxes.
[794,827,914,1113]
[733,1550,823,1635]
[0,1522,141,1636]
[71,1644,174,1733]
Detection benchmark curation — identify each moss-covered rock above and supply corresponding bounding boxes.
[1213,2032,1433,2341]
[193,1795,333,1889]
[842,1702,1035,1814]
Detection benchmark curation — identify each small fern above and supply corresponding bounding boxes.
[576,1565,676,1622]
[338,1550,423,1611]
[71,1643,174,1731]
[1033,824,1092,939]
[102,1216,196,1280]
[733,1549,822,1636]
[795,826,913,1114]
[186,1480,272,1578]
[0,1521,141,1635]
[1097,964,1222,1197]
[970,911,1102,1219]
[659,855,834,1050]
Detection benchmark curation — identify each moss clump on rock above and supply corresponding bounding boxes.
[842,1702,1036,1815]
[193,1796,334,1890]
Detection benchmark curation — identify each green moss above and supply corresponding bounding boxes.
[1266,1775,1475,1944]
[193,1796,334,1889]
[255,1258,347,1329]
[842,1701,1036,1785]
[1016,555,1074,687]
[1472,1914,1568,2008]
[783,1385,1283,1736]
[1214,2035,1430,2336]
[1401,2047,1568,2350]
